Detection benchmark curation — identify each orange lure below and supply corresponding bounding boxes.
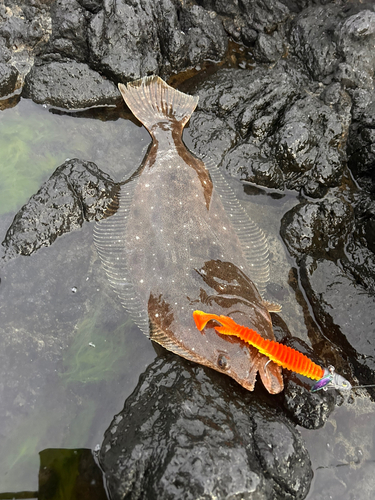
[193,310,324,381]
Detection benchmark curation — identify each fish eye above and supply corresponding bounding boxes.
[217,354,230,371]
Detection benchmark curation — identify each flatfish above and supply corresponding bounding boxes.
[94,76,283,394]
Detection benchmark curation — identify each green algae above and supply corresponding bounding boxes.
[0,100,93,216]
[61,310,133,385]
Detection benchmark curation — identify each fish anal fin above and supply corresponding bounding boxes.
[150,324,202,364]
[263,300,282,313]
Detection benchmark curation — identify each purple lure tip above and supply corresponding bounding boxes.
[311,375,332,392]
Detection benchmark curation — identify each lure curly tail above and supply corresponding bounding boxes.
[193,310,324,381]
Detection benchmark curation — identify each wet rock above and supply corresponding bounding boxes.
[201,0,290,52]
[280,191,354,261]
[0,62,18,97]
[283,377,335,430]
[290,3,375,89]
[253,30,284,63]
[0,0,52,54]
[100,351,313,500]
[1,159,118,261]
[23,61,120,108]
[300,256,375,387]
[188,65,350,196]
[88,0,227,81]
[342,193,375,293]
[347,88,375,192]
[37,0,89,63]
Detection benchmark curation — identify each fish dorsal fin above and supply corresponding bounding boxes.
[93,177,150,336]
[203,157,270,297]
[118,76,199,132]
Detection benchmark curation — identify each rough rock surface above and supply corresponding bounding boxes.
[88,0,228,81]
[347,88,375,192]
[100,351,313,500]
[1,159,118,261]
[280,189,354,261]
[23,61,120,108]
[290,2,375,89]
[0,62,19,96]
[187,64,351,198]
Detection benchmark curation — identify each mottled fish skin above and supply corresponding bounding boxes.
[96,76,283,394]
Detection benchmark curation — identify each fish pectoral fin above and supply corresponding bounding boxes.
[263,300,282,313]
[258,355,284,394]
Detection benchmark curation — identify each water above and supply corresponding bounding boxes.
[0,96,374,498]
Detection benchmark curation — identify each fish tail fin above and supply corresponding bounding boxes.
[118,76,199,133]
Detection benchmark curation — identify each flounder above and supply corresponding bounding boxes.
[94,76,284,394]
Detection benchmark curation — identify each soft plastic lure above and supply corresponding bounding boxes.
[193,310,356,392]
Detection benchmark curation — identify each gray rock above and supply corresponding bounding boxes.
[187,65,350,197]
[201,0,291,50]
[280,191,354,261]
[290,2,375,89]
[0,62,18,97]
[283,377,335,430]
[37,0,89,63]
[347,88,375,191]
[88,0,227,81]
[1,159,118,261]
[23,61,120,108]
[100,351,313,500]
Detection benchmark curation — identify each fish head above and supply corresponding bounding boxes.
[199,314,284,394]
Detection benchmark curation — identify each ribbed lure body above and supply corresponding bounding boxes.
[193,310,325,381]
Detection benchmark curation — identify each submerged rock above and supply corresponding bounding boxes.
[1,159,117,261]
[100,350,313,500]
[300,256,375,388]
[280,190,354,261]
[23,61,120,108]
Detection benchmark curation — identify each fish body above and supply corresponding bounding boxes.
[94,76,283,394]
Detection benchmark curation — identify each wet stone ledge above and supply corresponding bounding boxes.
[100,350,314,500]
[1,158,118,262]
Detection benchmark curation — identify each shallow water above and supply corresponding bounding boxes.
[0,97,374,498]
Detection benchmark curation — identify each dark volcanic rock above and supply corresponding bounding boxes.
[290,3,375,89]
[0,62,18,97]
[88,0,228,81]
[188,65,350,196]
[347,88,375,191]
[201,0,290,52]
[1,159,118,261]
[38,0,89,63]
[23,61,120,108]
[280,190,354,261]
[100,351,313,500]
[283,377,335,430]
